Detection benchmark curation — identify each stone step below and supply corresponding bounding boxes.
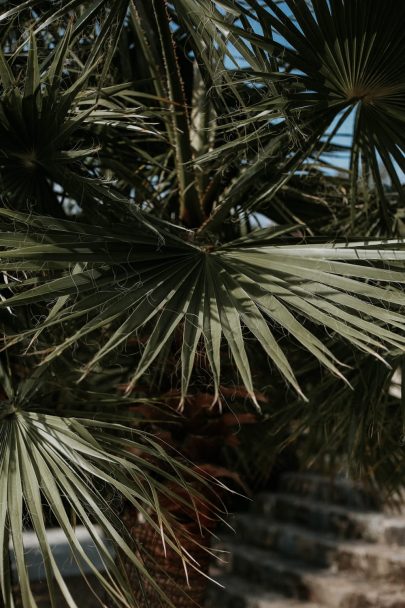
[254,492,405,544]
[278,473,382,510]
[223,543,405,608]
[206,574,322,608]
[234,514,405,582]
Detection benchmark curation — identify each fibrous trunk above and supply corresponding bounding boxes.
[122,507,212,607]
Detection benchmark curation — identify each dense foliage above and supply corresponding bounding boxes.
[0,1,404,606]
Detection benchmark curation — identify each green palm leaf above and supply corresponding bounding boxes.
[0,365,218,608]
[0,32,157,218]
[271,348,405,497]
[0,1,404,603]
[0,0,130,72]
[179,0,405,230]
[2,209,405,403]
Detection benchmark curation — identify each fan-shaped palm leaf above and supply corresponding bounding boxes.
[0,32,157,218]
[179,0,405,231]
[0,0,130,72]
[0,0,206,227]
[2,209,405,405]
[0,362,219,608]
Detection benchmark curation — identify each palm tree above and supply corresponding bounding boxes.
[0,0,404,606]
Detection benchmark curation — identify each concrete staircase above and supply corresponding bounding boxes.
[207,472,405,608]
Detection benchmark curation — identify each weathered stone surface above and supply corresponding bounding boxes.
[207,575,322,608]
[223,543,405,608]
[208,473,405,608]
[254,492,405,545]
[234,514,405,581]
[303,572,405,608]
[227,543,314,598]
[278,473,382,511]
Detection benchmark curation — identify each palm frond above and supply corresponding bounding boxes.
[2,210,405,404]
[0,364,221,608]
[178,0,405,231]
[0,31,160,219]
[271,348,405,499]
[0,2,404,602]
[0,0,130,71]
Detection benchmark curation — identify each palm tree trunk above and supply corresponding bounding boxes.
[122,507,212,607]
